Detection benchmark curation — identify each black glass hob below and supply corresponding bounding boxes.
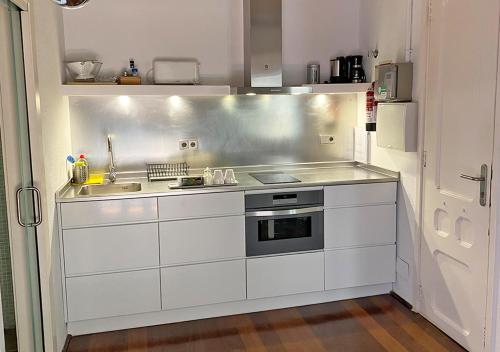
[249,172,302,185]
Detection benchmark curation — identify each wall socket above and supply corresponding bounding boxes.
[179,140,189,150]
[320,135,335,144]
[188,139,199,150]
[179,139,199,150]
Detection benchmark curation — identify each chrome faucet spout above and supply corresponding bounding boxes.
[107,135,117,183]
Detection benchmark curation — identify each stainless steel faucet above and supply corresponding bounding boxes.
[107,135,117,183]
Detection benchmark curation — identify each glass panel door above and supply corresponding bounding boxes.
[0,0,44,350]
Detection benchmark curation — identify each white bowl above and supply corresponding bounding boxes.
[66,61,102,81]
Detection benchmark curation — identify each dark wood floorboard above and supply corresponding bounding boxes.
[66,295,467,352]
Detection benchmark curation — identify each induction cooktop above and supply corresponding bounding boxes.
[249,172,301,185]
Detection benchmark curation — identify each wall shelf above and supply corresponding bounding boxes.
[61,83,370,97]
[61,84,232,97]
[302,83,371,94]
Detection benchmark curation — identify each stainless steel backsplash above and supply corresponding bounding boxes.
[69,94,358,171]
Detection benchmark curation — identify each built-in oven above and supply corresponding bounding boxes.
[245,189,324,257]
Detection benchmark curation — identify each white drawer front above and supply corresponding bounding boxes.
[247,252,324,300]
[63,223,159,276]
[324,183,397,208]
[61,198,158,228]
[162,260,246,310]
[325,245,396,290]
[325,205,396,249]
[158,192,244,220]
[66,269,161,322]
[160,216,245,265]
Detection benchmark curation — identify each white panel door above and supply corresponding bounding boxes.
[420,0,499,350]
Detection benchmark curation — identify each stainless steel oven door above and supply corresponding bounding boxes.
[245,206,324,256]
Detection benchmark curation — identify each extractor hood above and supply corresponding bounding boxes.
[236,0,312,95]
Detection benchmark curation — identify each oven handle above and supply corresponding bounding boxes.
[245,206,324,218]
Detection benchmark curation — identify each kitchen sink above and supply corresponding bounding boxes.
[78,182,142,196]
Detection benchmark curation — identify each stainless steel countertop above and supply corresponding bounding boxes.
[56,162,399,203]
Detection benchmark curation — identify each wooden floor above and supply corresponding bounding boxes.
[65,295,466,352]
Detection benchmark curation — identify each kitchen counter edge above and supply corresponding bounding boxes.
[55,163,400,203]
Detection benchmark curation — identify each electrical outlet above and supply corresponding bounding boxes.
[320,135,335,144]
[179,140,189,150]
[189,139,199,150]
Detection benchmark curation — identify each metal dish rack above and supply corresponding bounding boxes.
[147,162,189,181]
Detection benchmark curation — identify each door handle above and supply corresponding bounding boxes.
[460,174,485,182]
[16,187,42,227]
[460,164,488,206]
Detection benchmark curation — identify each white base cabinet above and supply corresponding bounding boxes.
[161,260,246,310]
[324,183,397,291]
[160,216,245,265]
[58,182,398,334]
[247,252,325,300]
[324,183,397,208]
[63,223,159,276]
[324,205,396,248]
[158,192,244,220]
[61,198,158,228]
[66,269,161,322]
[325,245,396,290]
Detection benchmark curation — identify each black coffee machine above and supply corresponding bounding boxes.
[330,55,366,83]
[346,55,366,83]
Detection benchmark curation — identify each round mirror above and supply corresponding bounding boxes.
[51,0,90,8]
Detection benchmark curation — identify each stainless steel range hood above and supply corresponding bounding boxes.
[236,0,312,95]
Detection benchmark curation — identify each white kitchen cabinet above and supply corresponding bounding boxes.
[161,260,246,310]
[325,245,396,290]
[324,183,396,208]
[61,198,158,228]
[247,252,324,300]
[158,192,244,220]
[160,216,245,265]
[66,269,161,322]
[63,223,159,276]
[376,103,418,152]
[324,205,396,249]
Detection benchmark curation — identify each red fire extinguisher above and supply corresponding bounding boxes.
[366,82,377,132]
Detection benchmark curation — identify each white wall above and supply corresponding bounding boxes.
[29,0,72,350]
[62,0,361,86]
[282,0,361,84]
[359,0,410,81]
[358,0,423,305]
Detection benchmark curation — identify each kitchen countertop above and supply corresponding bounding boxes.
[56,161,399,203]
